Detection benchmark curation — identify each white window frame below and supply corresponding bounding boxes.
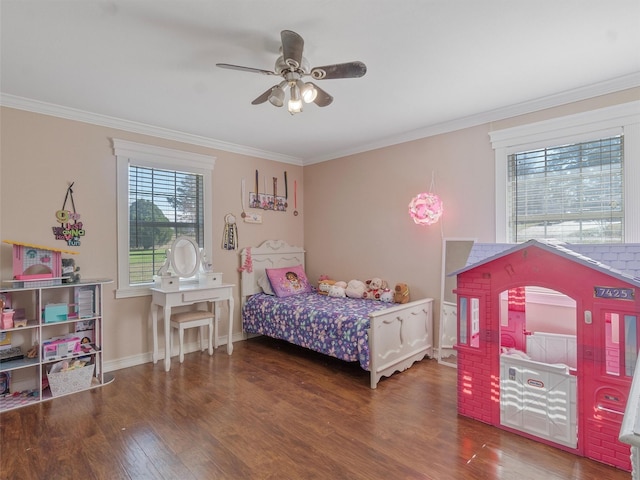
[490,101,640,243]
[113,139,216,298]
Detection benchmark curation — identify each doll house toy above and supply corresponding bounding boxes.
[3,240,78,287]
[451,239,640,471]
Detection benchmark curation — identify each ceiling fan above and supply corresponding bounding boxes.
[216,30,367,115]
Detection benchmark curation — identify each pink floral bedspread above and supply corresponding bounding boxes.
[242,292,391,370]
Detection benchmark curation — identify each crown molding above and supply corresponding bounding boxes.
[3,71,639,167]
[303,72,640,165]
[489,100,640,150]
[0,94,304,166]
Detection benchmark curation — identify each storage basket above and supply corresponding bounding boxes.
[47,364,95,397]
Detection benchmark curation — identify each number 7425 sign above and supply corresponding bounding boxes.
[594,286,635,300]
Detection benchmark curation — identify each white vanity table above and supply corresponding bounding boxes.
[150,282,234,372]
[148,236,234,372]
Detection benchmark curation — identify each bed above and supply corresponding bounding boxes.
[240,240,434,388]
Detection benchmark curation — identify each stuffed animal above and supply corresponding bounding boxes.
[345,279,366,299]
[363,277,387,300]
[328,281,347,297]
[318,279,336,295]
[394,283,410,304]
[61,258,80,284]
[379,288,394,303]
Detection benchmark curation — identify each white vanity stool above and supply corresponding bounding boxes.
[170,310,216,363]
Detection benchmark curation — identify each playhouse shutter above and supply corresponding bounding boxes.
[508,135,624,243]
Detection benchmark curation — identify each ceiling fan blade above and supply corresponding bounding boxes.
[310,61,367,80]
[309,83,333,107]
[216,63,276,75]
[251,86,276,105]
[281,30,304,69]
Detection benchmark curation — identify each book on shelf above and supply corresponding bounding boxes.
[75,319,95,344]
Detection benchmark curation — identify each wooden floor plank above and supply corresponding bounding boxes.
[0,337,631,479]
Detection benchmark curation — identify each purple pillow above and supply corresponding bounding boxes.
[265,265,312,298]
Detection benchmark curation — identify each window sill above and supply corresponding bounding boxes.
[115,285,153,299]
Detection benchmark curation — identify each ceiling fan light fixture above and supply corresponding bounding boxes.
[297,80,317,103]
[287,84,303,114]
[268,82,287,107]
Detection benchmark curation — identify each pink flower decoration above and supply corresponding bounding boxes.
[408,193,443,225]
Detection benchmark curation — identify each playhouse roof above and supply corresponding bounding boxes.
[2,240,79,255]
[451,239,640,288]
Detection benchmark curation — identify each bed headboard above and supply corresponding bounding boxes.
[240,239,306,305]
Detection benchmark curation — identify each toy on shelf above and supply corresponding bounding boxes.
[2,240,78,287]
[61,258,80,283]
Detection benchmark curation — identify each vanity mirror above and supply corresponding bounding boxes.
[156,236,203,284]
[168,236,202,279]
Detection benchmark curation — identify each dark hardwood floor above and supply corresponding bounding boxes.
[0,337,631,479]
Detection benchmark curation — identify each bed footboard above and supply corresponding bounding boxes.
[368,298,434,388]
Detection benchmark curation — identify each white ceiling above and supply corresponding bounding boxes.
[1,1,639,165]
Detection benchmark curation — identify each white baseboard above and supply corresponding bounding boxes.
[103,333,245,372]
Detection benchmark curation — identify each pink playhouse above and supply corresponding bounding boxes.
[452,239,640,471]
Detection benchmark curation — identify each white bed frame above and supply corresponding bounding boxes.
[240,240,434,388]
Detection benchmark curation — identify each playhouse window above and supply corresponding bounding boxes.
[604,312,638,377]
[114,139,215,298]
[459,296,480,348]
[624,315,637,377]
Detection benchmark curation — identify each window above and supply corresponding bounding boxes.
[491,101,640,243]
[458,296,480,348]
[129,166,204,285]
[604,311,638,378]
[114,139,215,298]
[459,297,468,345]
[508,136,623,243]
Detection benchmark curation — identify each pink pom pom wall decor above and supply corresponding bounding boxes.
[408,192,443,226]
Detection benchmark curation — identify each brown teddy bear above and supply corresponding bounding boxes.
[394,283,410,304]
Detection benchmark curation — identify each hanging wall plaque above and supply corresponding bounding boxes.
[248,169,288,212]
[52,182,86,247]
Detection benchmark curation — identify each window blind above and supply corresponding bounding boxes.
[128,165,204,284]
[508,135,624,243]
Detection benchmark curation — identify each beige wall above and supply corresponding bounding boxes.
[1,87,637,370]
[0,107,303,368]
[303,123,494,303]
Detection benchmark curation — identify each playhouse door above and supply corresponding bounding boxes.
[500,354,577,448]
[583,307,638,469]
